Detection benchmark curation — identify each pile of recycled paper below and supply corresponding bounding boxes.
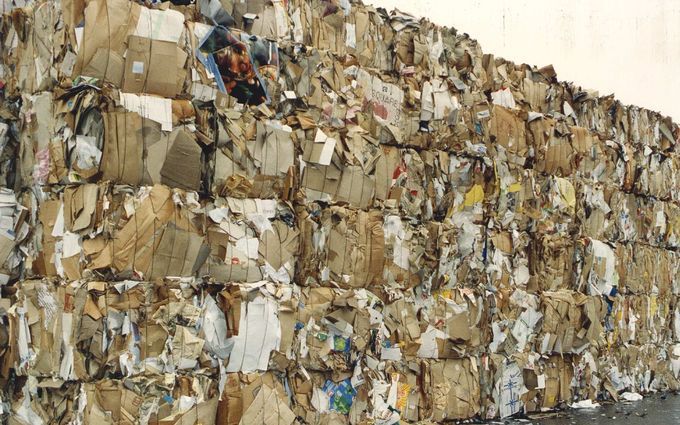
[0,0,679,423]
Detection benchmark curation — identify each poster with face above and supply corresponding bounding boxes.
[198,26,279,105]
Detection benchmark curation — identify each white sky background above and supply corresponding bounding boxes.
[369,0,680,122]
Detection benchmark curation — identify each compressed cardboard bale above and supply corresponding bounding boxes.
[427,151,495,223]
[601,191,635,242]
[296,287,378,371]
[575,238,619,296]
[417,287,488,358]
[429,358,481,421]
[616,243,654,295]
[300,148,376,210]
[2,2,63,96]
[489,357,526,418]
[644,151,678,200]
[575,181,612,241]
[528,234,575,292]
[630,196,658,246]
[5,280,290,423]
[602,344,675,394]
[488,290,531,356]
[32,85,205,190]
[538,290,606,355]
[0,188,27,281]
[573,134,607,182]
[296,120,395,209]
[671,156,680,204]
[668,255,680,296]
[665,251,680,297]
[199,198,298,284]
[520,77,550,113]
[0,120,18,190]
[17,92,56,187]
[570,350,604,401]
[66,184,207,279]
[487,229,531,295]
[382,297,422,357]
[213,113,295,199]
[122,35,188,99]
[541,178,574,232]
[27,183,108,280]
[513,352,575,411]
[488,105,527,164]
[610,295,672,346]
[374,146,430,219]
[492,163,536,231]
[434,220,487,289]
[539,355,574,409]
[75,0,139,84]
[420,149,454,220]
[419,77,461,127]
[649,200,676,247]
[296,204,384,288]
[382,215,437,289]
[1,0,680,422]
[530,118,577,177]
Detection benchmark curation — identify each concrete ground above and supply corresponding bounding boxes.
[505,393,680,424]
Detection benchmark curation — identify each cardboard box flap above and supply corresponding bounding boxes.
[160,129,202,191]
[123,35,185,98]
[101,111,144,185]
